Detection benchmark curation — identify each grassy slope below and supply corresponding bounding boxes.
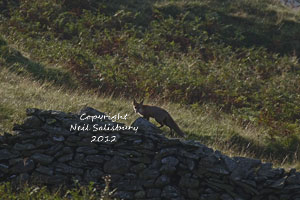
[0,50,298,199]
[0,46,298,168]
[0,51,280,199]
[1,0,300,197]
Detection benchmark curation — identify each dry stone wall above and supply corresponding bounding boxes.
[0,107,300,200]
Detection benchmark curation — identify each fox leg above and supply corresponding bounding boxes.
[143,116,150,121]
[155,118,164,128]
[170,128,175,137]
[157,123,164,128]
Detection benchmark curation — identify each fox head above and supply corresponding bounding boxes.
[133,99,144,113]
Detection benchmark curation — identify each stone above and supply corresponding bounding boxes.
[179,174,199,188]
[85,155,105,163]
[141,139,155,150]
[235,181,259,195]
[233,157,261,169]
[230,157,261,181]
[131,117,162,135]
[90,168,103,178]
[157,148,178,158]
[52,136,65,142]
[69,160,88,168]
[42,124,70,136]
[268,194,279,200]
[269,178,285,189]
[27,131,48,139]
[74,153,85,161]
[32,172,67,185]
[160,164,176,174]
[23,116,42,128]
[125,173,137,180]
[186,158,195,171]
[76,146,98,154]
[26,108,39,116]
[0,149,18,160]
[35,139,53,148]
[179,149,201,160]
[9,158,22,165]
[78,131,93,137]
[35,166,54,176]
[161,185,180,198]
[130,163,146,173]
[161,156,179,166]
[2,107,300,200]
[0,136,5,144]
[139,168,160,180]
[113,191,133,200]
[134,190,146,199]
[258,163,284,179]
[207,180,235,194]
[129,155,152,164]
[241,179,256,188]
[206,164,229,175]
[62,147,73,154]
[199,154,219,168]
[46,118,57,125]
[66,135,81,143]
[11,158,35,173]
[118,180,143,191]
[57,153,73,162]
[142,179,156,188]
[284,184,300,190]
[222,155,237,172]
[200,194,220,200]
[220,194,234,200]
[188,189,199,199]
[31,153,53,165]
[146,188,161,198]
[155,175,170,187]
[286,173,300,184]
[14,143,36,151]
[55,163,84,175]
[0,164,9,173]
[148,159,161,169]
[104,155,131,174]
[45,143,64,155]
[84,168,104,183]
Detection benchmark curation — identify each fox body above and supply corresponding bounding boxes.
[133,99,185,137]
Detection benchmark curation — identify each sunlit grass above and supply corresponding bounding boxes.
[1,67,299,169]
[0,0,300,199]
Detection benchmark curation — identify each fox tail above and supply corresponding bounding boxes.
[166,115,186,138]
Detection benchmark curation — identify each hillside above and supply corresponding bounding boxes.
[1,0,300,191]
[1,107,300,200]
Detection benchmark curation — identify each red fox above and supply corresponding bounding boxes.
[133,99,186,138]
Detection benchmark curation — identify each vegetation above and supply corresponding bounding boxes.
[0,176,117,200]
[1,0,300,197]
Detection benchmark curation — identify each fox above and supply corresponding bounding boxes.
[133,99,186,138]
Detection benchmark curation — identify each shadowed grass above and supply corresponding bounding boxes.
[1,67,299,169]
[1,0,300,198]
[1,43,77,88]
[0,177,117,200]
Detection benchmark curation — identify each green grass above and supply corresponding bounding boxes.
[0,177,117,200]
[1,63,299,168]
[1,0,300,160]
[1,0,300,197]
[0,0,299,166]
